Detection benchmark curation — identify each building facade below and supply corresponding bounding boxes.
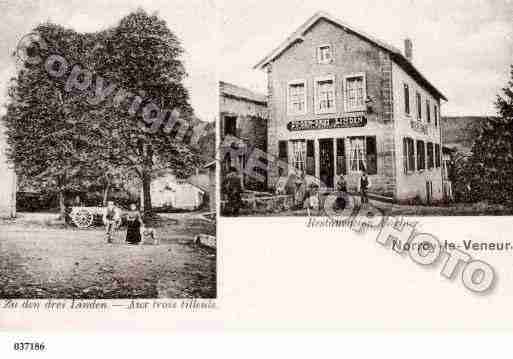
[219,81,268,191]
[255,12,447,203]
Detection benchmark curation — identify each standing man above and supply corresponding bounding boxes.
[222,167,243,216]
[103,200,121,243]
[359,171,371,205]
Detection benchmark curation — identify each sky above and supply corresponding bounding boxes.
[0,0,219,121]
[218,0,513,116]
[0,0,511,119]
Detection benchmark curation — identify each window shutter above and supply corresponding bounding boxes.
[306,140,315,175]
[366,136,377,175]
[336,138,346,175]
[403,138,408,173]
[404,84,410,114]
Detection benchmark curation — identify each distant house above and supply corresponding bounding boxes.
[150,170,206,211]
[0,122,16,217]
[219,81,268,190]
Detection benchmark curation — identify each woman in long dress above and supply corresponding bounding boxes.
[125,203,143,245]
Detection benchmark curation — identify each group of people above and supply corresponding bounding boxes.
[102,201,145,244]
[222,165,372,215]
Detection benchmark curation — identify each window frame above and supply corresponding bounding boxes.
[287,79,307,116]
[426,99,431,123]
[290,139,306,172]
[417,140,426,171]
[434,104,439,127]
[343,73,367,113]
[317,43,333,64]
[314,75,336,114]
[348,136,367,173]
[416,91,422,120]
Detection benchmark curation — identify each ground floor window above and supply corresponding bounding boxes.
[336,138,346,175]
[427,142,434,169]
[291,139,306,172]
[435,143,441,168]
[349,137,366,173]
[403,137,415,173]
[306,140,315,175]
[348,136,376,174]
[417,140,425,170]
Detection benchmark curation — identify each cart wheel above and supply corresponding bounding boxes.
[72,208,94,228]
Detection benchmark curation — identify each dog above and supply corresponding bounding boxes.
[140,226,159,245]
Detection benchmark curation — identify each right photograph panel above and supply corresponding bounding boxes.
[219,8,513,218]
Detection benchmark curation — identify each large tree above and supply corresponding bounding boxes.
[469,65,513,206]
[4,24,98,216]
[89,10,203,213]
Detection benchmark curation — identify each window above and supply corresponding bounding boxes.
[349,137,366,172]
[426,99,431,123]
[366,137,377,175]
[278,140,288,176]
[435,143,441,168]
[291,140,306,172]
[403,137,415,173]
[417,140,425,170]
[287,81,306,115]
[427,142,434,169]
[344,74,366,112]
[317,44,332,64]
[416,92,422,120]
[315,76,335,113]
[404,83,410,115]
[336,138,346,175]
[224,116,237,136]
[434,104,439,127]
[306,140,315,175]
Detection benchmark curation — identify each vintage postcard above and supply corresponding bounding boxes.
[1,0,513,337]
[0,0,218,324]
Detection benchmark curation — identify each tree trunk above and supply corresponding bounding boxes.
[58,190,66,219]
[102,182,111,206]
[142,170,152,215]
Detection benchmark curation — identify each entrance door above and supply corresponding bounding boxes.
[319,138,334,189]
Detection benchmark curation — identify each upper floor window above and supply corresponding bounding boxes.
[416,92,422,120]
[317,44,332,64]
[344,73,366,112]
[287,80,306,115]
[434,104,439,127]
[426,99,431,123]
[315,76,335,114]
[404,83,410,115]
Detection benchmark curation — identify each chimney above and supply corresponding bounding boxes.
[404,38,413,61]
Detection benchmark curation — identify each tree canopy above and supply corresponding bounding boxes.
[3,9,204,214]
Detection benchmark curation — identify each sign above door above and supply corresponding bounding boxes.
[287,116,367,131]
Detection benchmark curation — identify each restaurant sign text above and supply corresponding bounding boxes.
[287,116,367,131]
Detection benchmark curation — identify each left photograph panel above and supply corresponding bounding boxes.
[0,0,217,299]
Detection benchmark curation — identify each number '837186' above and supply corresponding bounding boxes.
[13,342,46,351]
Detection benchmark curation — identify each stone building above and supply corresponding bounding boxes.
[219,81,268,190]
[0,122,16,217]
[255,11,447,203]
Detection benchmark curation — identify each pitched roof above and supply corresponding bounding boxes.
[220,81,267,105]
[254,11,447,101]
